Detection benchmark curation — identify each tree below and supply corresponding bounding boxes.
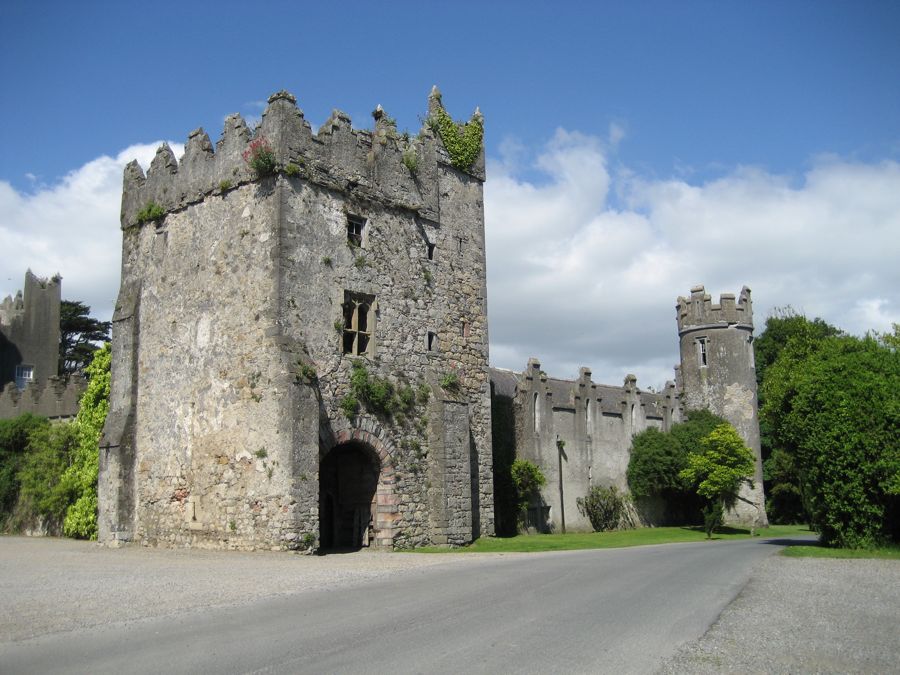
[626,409,726,524]
[0,414,50,529]
[762,334,899,548]
[59,300,111,376]
[510,458,546,530]
[754,309,841,524]
[61,343,111,539]
[679,423,756,538]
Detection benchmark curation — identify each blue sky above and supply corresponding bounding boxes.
[2,1,899,388]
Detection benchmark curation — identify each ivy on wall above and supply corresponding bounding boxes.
[431,108,483,171]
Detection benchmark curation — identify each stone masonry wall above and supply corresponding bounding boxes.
[677,285,767,527]
[101,88,493,550]
[492,360,681,532]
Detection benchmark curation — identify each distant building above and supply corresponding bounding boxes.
[0,271,84,420]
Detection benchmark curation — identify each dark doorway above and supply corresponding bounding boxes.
[319,441,380,550]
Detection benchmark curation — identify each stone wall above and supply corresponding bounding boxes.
[490,360,681,532]
[100,88,493,550]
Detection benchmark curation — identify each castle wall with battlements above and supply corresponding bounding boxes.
[100,89,494,550]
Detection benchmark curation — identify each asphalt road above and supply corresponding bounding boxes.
[1,537,800,674]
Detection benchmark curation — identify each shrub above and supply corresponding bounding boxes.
[242,137,277,178]
[510,458,546,526]
[340,395,359,419]
[284,162,301,177]
[763,333,900,547]
[61,343,111,539]
[439,372,459,392]
[136,202,165,225]
[0,413,50,528]
[430,108,483,170]
[577,485,633,532]
[626,409,726,524]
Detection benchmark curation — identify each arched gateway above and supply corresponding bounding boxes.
[319,427,398,549]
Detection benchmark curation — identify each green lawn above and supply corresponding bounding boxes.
[411,524,812,554]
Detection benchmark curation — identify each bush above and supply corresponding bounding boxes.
[577,485,633,532]
[13,423,77,532]
[762,334,900,548]
[511,458,546,527]
[62,343,111,539]
[242,137,277,178]
[626,409,726,524]
[136,202,165,225]
[0,413,50,528]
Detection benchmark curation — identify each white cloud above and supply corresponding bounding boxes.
[486,136,900,388]
[3,133,898,392]
[0,143,183,322]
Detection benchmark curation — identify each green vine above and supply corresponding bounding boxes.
[431,108,483,170]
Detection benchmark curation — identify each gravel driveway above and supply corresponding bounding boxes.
[659,555,900,674]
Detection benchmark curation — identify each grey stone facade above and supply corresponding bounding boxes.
[676,285,767,527]
[99,89,494,550]
[490,285,767,532]
[0,271,84,420]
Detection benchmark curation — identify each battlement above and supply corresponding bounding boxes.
[676,284,753,333]
[0,377,85,420]
[0,270,60,328]
[120,87,485,229]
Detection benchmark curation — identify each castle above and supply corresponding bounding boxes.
[0,271,84,420]
[98,89,766,550]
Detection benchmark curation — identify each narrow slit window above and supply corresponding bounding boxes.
[347,215,365,248]
[426,242,435,260]
[697,337,708,367]
[427,331,437,352]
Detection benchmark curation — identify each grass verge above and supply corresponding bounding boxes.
[781,544,900,560]
[410,524,812,554]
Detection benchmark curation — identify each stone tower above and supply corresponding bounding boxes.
[0,270,61,390]
[676,285,767,527]
[99,88,494,550]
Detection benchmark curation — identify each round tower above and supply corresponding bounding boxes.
[676,285,767,527]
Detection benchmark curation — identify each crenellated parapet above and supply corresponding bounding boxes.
[120,87,485,229]
[0,376,85,420]
[676,284,753,334]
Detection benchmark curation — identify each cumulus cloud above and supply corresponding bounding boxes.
[0,143,183,322]
[486,137,900,388]
[2,132,897,391]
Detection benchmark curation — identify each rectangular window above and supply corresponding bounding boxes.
[427,331,437,352]
[697,338,708,367]
[342,291,375,356]
[426,242,435,260]
[14,365,34,390]
[347,215,365,248]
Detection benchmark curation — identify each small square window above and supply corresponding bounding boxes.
[347,215,365,248]
[15,364,34,390]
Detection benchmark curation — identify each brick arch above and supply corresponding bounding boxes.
[325,418,397,548]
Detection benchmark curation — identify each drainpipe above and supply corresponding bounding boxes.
[556,435,566,534]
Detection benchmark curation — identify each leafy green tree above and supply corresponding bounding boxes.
[0,414,50,529]
[626,409,726,524]
[13,423,77,532]
[754,309,841,524]
[61,343,111,539]
[510,458,546,529]
[59,300,111,376]
[762,334,899,548]
[679,423,756,538]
